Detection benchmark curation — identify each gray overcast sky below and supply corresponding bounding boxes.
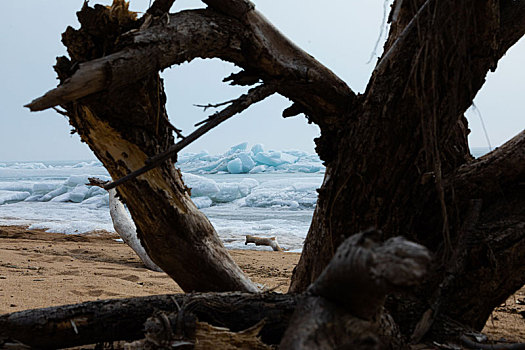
[0,1,523,161]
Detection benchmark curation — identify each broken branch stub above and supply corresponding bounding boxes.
[279,230,430,349]
[308,229,432,320]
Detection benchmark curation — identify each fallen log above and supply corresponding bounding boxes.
[0,293,298,349]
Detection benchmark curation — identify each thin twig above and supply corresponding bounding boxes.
[194,99,237,112]
[103,84,276,190]
[52,107,69,117]
[163,117,185,139]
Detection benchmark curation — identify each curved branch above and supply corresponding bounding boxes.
[26,8,354,122]
[25,10,246,112]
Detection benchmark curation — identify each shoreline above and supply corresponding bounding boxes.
[1,225,523,343]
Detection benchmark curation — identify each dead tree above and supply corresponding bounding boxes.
[18,0,525,347]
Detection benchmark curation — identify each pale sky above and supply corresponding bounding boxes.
[0,0,523,161]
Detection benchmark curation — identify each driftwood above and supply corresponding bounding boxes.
[460,335,525,350]
[245,235,284,252]
[1,232,431,349]
[0,293,298,349]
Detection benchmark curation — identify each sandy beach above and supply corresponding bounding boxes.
[1,225,523,343]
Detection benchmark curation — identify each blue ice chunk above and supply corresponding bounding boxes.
[69,185,89,203]
[86,186,106,198]
[251,144,264,155]
[227,158,244,174]
[41,185,68,201]
[227,142,248,155]
[182,173,220,197]
[82,194,109,208]
[249,165,267,174]
[24,194,44,202]
[211,183,243,202]
[238,178,259,197]
[51,192,72,202]
[238,152,255,172]
[193,196,212,209]
[33,183,59,194]
[66,175,91,187]
[0,183,33,192]
[0,190,31,205]
[254,151,297,167]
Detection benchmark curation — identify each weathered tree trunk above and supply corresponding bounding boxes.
[23,0,525,346]
[290,0,525,341]
[48,3,259,293]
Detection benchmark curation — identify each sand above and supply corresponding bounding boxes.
[1,225,523,343]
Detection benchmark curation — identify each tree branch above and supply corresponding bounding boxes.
[499,0,525,56]
[104,84,275,190]
[202,0,254,19]
[280,230,430,349]
[25,11,246,112]
[26,6,354,123]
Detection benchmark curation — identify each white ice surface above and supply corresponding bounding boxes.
[0,147,326,250]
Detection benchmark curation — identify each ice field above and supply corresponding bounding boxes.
[0,143,325,251]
